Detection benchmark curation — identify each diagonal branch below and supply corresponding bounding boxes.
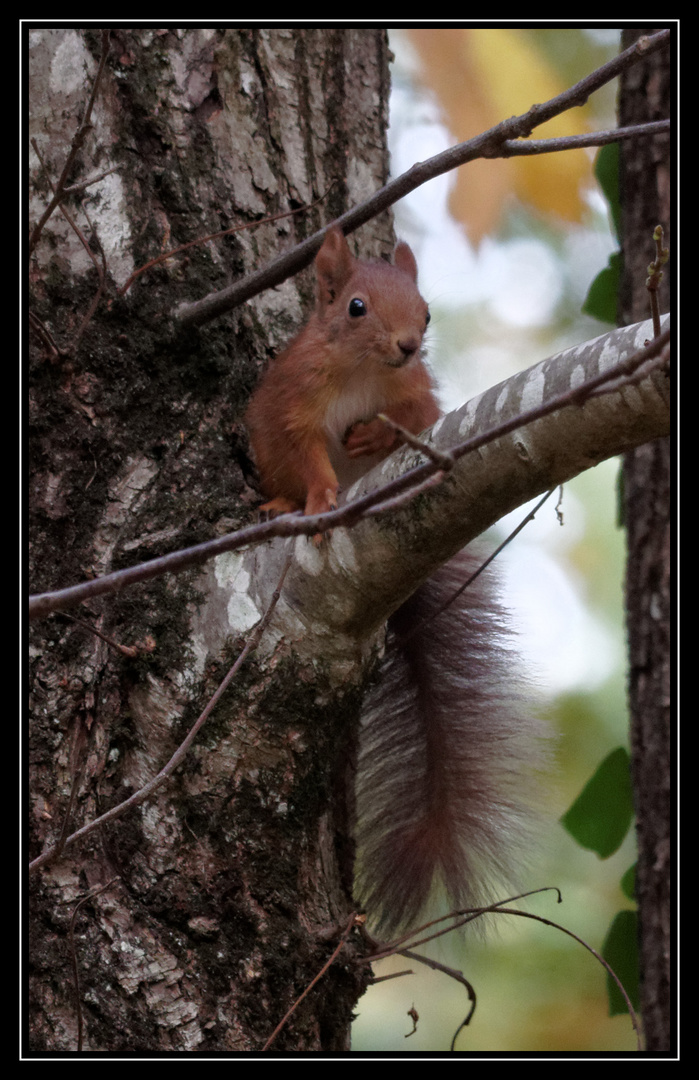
[28,317,670,622]
[276,319,669,645]
[174,29,670,328]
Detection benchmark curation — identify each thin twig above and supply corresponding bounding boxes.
[31,137,108,353]
[498,119,669,157]
[487,906,642,1051]
[69,877,121,1052]
[647,224,669,339]
[28,310,65,361]
[398,948,477,1042]
[376,413,454,470]
[369,967,415,984]
[57,609,151,658]
[72,197,109,350]
[61,166,119,196]
[262,912,359,1051]
[31,137,104,280]
[54,722,89,861]
[364,887,563,961]
[395,487,558,646]
[29,554,292,873]
[360,885,640,1050]
[117,185,335,297]
[586,345,669,398]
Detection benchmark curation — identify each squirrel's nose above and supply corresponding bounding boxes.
[398,336,420,357]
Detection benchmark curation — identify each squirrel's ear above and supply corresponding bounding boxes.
[393,241,418,283]
[315,227,355,305]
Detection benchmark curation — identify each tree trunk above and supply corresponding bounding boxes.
[618,27,672,1054]
[28,26,393,1053]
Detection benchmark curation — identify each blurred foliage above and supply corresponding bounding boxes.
[407,28,597,242]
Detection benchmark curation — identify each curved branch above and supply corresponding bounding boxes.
[273,316,669,645]
[29,317,670,622]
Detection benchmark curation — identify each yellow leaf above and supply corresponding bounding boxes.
[407,29,592,240]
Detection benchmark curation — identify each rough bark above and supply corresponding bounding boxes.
[618,26,672,1054]
[27,26,393,1053]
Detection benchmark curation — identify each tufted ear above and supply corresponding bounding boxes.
[315,227,355,306]
[393,240,418,282]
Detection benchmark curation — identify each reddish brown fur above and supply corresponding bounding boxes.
[245,227,439,518]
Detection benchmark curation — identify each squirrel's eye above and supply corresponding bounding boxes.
[425,309,431,327]
[348,298,366,317]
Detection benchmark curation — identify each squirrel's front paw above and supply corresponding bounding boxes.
[305,487,338,545]
[344,418,396,458]
[259,496,300,517]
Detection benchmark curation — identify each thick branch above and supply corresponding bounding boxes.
[29,317,669,625]
[269,316,670,650]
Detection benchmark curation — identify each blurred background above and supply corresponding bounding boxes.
[351,27,642,1054]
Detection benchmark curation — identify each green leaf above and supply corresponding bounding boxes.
[583,143,622,323]
[603,910,640,1016]
[582,251,620,324]
[595,142,621,243]
[560,746,634,857]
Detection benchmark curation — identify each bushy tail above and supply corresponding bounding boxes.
[355,548,550,937]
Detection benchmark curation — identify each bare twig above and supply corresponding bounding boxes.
[360,885,640,1051]
[28,310,65,361]
[57,610,153,658]
[31,137,108,352]
[71,197,109,350]
[53,721,89,861]
[31,138,103,277]
[363,887,564,960]
[69,878,121,1052]
[397,948,477,1042]
[61,166,119,196]
[497,119,669,157]
[29,554,292,873]
[117,185,335,297]
[174,30,670,328]
[486,906,642,1051]
[369,967,415,985]
[28,320,670,622]
[262,912,359,1051]
[376,413,454,470]
[395,487,558,646]
[647,225,670,339]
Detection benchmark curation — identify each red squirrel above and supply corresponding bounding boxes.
[246,227,546,934]
[245,226,440,521]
